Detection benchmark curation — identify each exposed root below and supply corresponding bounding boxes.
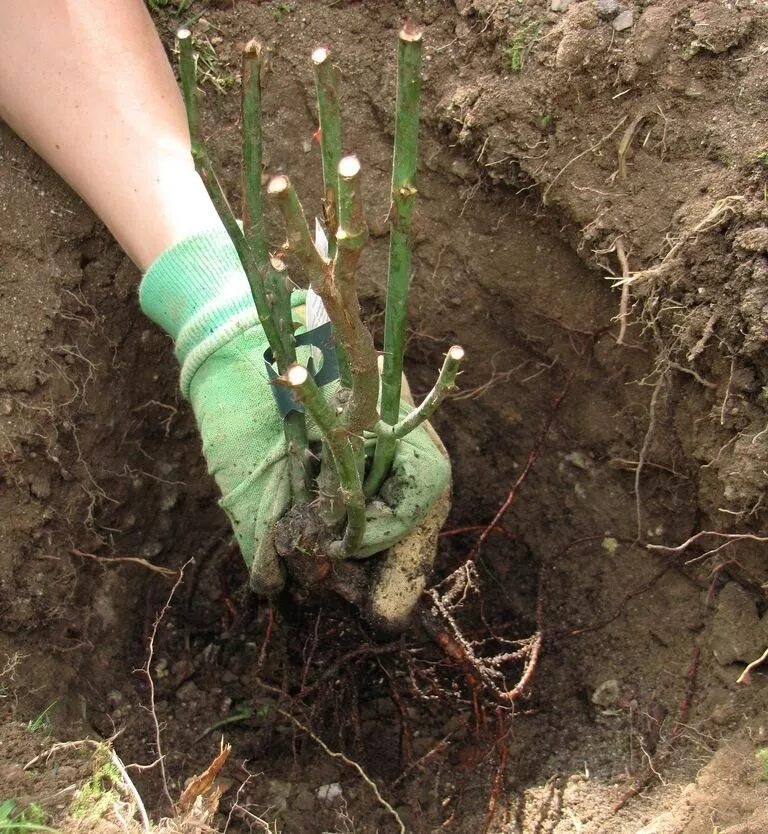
[634,369,668,541]
[140,558,194,812]
[272,705,406,834]
[469,374,571,560]
[71,547,178,578]
[737,647,768,685]
[647,530,768,565]
[618,195,746,286]
[543,115,628,203]
[613,237,632,345]
[483,708,510,834]
[612,646,700,812]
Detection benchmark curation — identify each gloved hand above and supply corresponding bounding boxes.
[140,228,450,610]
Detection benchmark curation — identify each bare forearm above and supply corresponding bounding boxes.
[0,0,221,269]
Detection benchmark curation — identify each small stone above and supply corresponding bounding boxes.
[636,813,676,834]
[140,541,162,559]
[29,473,51,500]
[595,0,620,20]
[176,681,198,702]
[160,484,179,512]
[450,157,474,180]
[107,690,125,707]
[267,779,291,811]
[684,81,706,98]
[550,0,572,11]
[734,227,768,253]
[316,782,343,804]
[0,398,12,415]
[292,788,315,812]
[563,450,591,470]
[710,582,768,666]
[612,9,634,31]
[633,7,671,64]
[592,679,621,708]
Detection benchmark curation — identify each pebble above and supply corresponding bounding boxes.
[160,484,179,511]
[316,782,343,803]
[29,473,51,500]
[634,7,671,64]
[612,9,634,31]
[592,679,621,708]
[734,227,768,253]
[595,0,620,20]
[267,779,291,811]
[636,813,677,834]
[550,0,572,11]
[292,788,315,812]
[140,540,163,559]
[176,681,198,702]
[710,582,768,666]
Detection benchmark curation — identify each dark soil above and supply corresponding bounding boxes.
[2,1,768,832]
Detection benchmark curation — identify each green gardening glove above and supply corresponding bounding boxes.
[139,228,450,596]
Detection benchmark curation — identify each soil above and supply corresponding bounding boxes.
[1,0,768,832]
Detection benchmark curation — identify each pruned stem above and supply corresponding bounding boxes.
[176,30,283,364]
[242,42,310,503]
[366,23,423,496]
[241,39,269,266]
[179,30,310,503]
[334,156,378,437]
[312,48,353,389]
[267,175,328,283]
[269,169,379,438]
[312,46,343,253]
[281,365,366,557]
[375,345,464,440]
[177,30,201,157]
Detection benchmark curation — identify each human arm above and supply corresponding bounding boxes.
[0,0,221,270]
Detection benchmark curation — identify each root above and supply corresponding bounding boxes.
[272,704,406,834]
[618,195,746,287]
[483,708,510,834]
[418,375,569,706]
[634,370,668,541]
[737,647,768,685]
[71,547,178,577]
[543,115,628,203]
[140,558,193,812]
[647,530,768,565]
[469,374,571,560]
[616,107,665,182]
[612,646,700,812]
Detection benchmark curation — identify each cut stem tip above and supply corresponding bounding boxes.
[243,38,262,57]
[448,345,465,362]
[267,175,290,195]
[399,20,423,42]
[338,155,361,179]
[311,47,330,65]
[177,28,192,41]
[286,364,309,387]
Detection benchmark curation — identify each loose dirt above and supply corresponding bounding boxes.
[1,1,768,832]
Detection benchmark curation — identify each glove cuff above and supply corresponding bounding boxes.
[139,228,304,397]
